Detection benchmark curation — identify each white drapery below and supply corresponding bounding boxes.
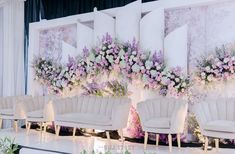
[0,0,25,97]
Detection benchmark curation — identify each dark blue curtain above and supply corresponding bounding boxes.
[24,0,157,92]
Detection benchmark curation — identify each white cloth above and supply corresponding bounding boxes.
[0,0,25,97]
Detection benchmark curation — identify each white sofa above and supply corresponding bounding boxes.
[0,95,32,132]
[21,95,56,133]
[52,96,131,141]
[137,97,188,151]
[193,98,235,153]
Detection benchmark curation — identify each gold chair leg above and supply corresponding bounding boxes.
[106,131,110,142]
[168,134,172,152]
[43,122,47,133]
[177,133,181,148]
[0,118,2,129]
[27,122,31,134]
[118,129,124,142]
[156,134,159,146]
[73,127,76,137]
[215,138,219,152]
[204,136,208,154]
[55,125,60,136]
[14,120,18,133]
[144,132,148,150]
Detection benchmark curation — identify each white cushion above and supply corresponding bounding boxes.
[56,113,111,126]
[140,9,164,52]
[164,25,188,74]
[77,22,93,52]
[115,1,141,42]
[27,110,43,118]
[145,117,170,129]
[94,10,115,45]
[204,120,235,133]
[0,109,13,116]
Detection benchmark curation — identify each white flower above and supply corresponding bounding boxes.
[120,60,126,68]
[175,78,180,83]
[207,74,213,81]
[156,66,162,70]
[224,58,229,63]
[119,49,125,56]
[132,51,137,55]
[145,60,153,70]
[205,66,210,72]
[232,56,235,61]
[182,82,186,87]
[132,64,140,72]
[108,45,112,49]
[102,46,106,50]
[150,70,157,77]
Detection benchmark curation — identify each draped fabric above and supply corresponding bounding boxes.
[0,0,25,97]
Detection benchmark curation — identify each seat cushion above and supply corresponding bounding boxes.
[56,113,112,126]
[0,109,13,116]
[205,120,235,133]
[144,117,170,129]
[27,110,43,118]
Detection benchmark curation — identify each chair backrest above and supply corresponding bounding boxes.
[137,97,185,121]
[55,95,130,118]
[193,98,235,126]
[0,95,32,109]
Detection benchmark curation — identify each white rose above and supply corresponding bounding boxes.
[175,78,180,83]
[205,66,210,72]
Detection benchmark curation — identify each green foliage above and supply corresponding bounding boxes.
[0,137,18,154]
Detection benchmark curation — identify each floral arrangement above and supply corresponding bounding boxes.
[33,33,190,96]
[196,45,235,84]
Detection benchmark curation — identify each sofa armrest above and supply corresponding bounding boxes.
[13,102,26,119]
[170,101,188,133]
[43,100,54,121]
[111,100,131,129]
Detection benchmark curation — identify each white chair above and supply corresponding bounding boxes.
[0,95,32,132]
[22,95,56,133]
[52,96,131,141]
[193,98,235,153]
[137,97,188,152]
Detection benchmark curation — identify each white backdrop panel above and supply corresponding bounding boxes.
[61,41,77,63]
[140,8,164,52]
[94,10,115,45]
[115,1,141,42]
[77,22,93,53]
[164,25,188,73]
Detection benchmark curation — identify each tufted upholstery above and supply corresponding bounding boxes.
[193,98,235,139]
[137,97,188,151]
[52,95,131,138]
[22,95,56,122]
[137,97,188,134]
[0,95,32,120]
[22,95,57,133]
[0,95,32,131]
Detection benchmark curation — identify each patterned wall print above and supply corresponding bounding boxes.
[165,1,235,72]
[39,24,77,61]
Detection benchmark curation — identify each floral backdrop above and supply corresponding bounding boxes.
[31,1,235,144]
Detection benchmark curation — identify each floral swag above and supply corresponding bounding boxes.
[33,33,190,97]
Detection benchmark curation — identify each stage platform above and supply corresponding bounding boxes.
[0,128,234,154]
